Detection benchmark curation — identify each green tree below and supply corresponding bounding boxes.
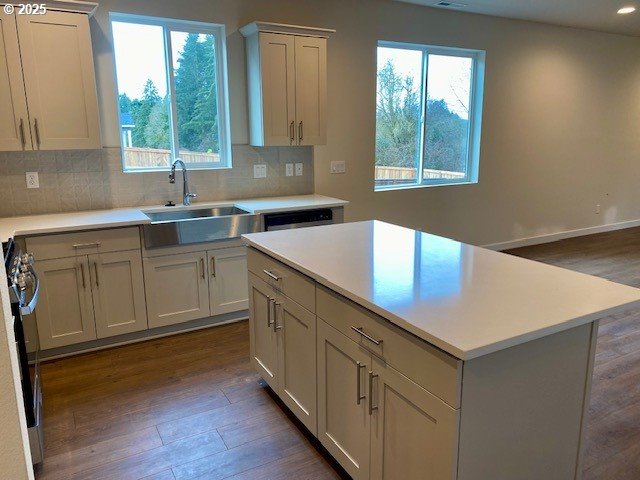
[375,60,421,169]
[375,60,470,174]
[174,34,218,153]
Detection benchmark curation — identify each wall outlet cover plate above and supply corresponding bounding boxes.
[295,163,303,176]
[253,164,267,178]
[26,172,39,188]
[330,161,346,174]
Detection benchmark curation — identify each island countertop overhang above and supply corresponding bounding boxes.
[242,220,640,360]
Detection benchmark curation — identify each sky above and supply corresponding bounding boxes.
[377,46,472,119]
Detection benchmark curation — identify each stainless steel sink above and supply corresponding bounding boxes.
[145,206,251,223]
[142,206,260,248]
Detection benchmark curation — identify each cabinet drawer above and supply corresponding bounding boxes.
[27,227,141,260]
[247,247,315,313]
[317,286,462,408]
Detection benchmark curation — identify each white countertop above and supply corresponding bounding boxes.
[0,194,348,242]
[242,220,640,360]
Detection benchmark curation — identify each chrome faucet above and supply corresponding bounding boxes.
[169,159,197,206]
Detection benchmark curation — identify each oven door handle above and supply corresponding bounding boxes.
[19,265,40,316]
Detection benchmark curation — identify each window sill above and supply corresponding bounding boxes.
[374,180,477,192]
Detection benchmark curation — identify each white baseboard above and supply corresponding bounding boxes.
[482,218,640,251]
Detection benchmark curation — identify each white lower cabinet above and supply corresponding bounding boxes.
[36,256,96,349]
[144,251,210,328]
[208,247,249,316]
[370,356,458,480]
[144,246,250,329]
[90,251,148,339]
[277,295,317,434]
[317,319,458,480]
[317,319,371,480]
[248,272,317,433]
[248,273,278,388]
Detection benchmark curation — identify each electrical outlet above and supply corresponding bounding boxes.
[253,164,267,179]
[330,161,346,174]
[295,163,303,176]
[26,172,39,189]
[285,163,294,177]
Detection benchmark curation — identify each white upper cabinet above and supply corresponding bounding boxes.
[0,13,30,151]
[0,4,100,151]
[294,36,326,146]
[241,22,333,147]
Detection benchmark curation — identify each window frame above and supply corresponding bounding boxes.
[374,40,486,191]
[109,12,233,173]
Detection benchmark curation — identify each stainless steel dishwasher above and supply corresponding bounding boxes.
[263,208,342,231]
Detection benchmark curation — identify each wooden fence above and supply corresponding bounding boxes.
[123,147,220,168]
[375,166,465,181]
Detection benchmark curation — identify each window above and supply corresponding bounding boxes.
[375,42,485,190]
[110,14,232,172]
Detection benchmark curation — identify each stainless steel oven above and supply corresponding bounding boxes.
[3,238,43,465]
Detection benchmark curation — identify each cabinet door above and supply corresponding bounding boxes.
[144,252,210,328]
[89,251,148,339]
[208,247,249,316]
[0,13,31,151]
[248,273,278,390]
[317,320,371,480]
[276,296,317,434]
[294,36,327,145]
[370,356,459,480]
[35,257,96,349]
[16,11,100,150]
[259,32,296,146]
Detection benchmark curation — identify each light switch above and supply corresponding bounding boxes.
[253,164,267,178]
[285,163,294,177]
[330,161,346,174]
[295,163,303,176]
[26,172,39,189]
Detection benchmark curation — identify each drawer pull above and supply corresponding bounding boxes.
[369,371,379,415]
[273,301,283,332]
[73,242,101,249]
[351,326,383,346]
[210,257,216,277]
[356,361,366,405]
[263,269,282,282]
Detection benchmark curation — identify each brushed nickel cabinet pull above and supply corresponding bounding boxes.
[351,326,383,346]
[73,242,101,249]
[289,121,295,143]
[210,257,216,277]
[94,262,99,287]
[356,361,366,405]
[273,301,283,332]
[200,258,205,279]
[19,118,26,148]
[298,121,303,143]
[369,371,379,415]
[263,269,281,282]
[34,118,41,149]
[266,295,272,327]
[79,263,86,289]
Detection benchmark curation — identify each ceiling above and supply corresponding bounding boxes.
[396,0,640,36]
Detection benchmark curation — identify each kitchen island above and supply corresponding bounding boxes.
[242,220,640,480]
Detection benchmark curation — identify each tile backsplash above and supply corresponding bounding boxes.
[0,145,313,217]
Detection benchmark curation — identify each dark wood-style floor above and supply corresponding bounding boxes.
[36,226,640,479]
